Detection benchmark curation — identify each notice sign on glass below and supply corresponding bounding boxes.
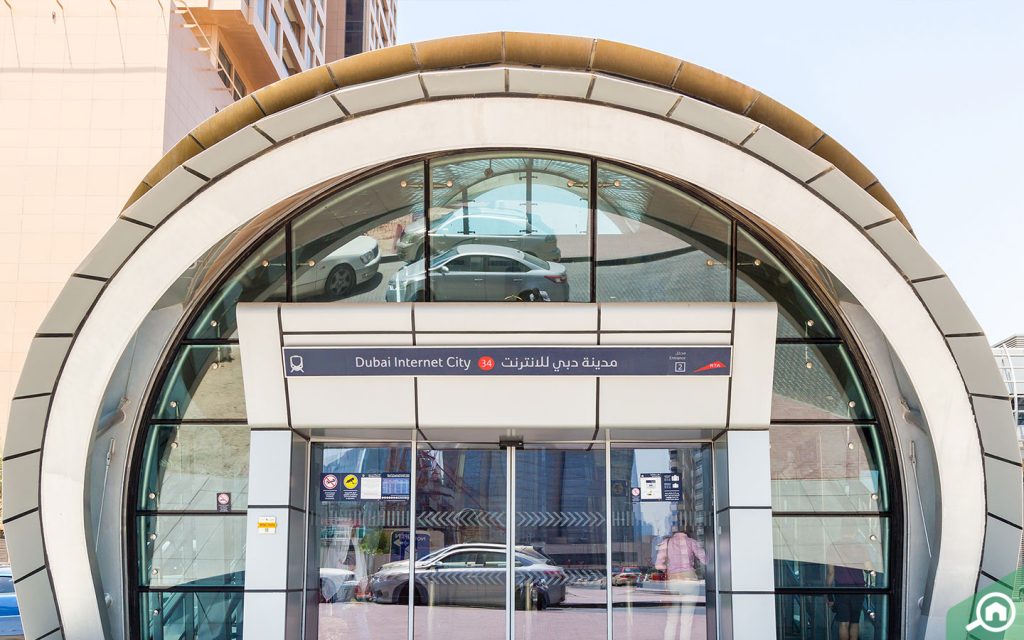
[639,473,683,502]
[320,473,411,502]
[284,346,731,377]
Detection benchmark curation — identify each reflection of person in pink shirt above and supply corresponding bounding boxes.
[655,527,707,580]
[655,523,706,640]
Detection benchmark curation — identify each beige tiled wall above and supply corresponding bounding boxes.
[0,0,229,445]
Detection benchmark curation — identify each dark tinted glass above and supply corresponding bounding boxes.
[736,228,835,338]
[772,344,873,420]
[152,346,245,421]
[776,593,887,640]
[189,231,286,339]
[141,591,244,640]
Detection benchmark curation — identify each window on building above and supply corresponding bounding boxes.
[255,0,267,29]
[268,11,280,52]
[216,44,247,100]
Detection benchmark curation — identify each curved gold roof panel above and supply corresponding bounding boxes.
[127,32,908,229]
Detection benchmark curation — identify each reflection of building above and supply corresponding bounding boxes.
[0,0,394,443]
[4,33,1021,640]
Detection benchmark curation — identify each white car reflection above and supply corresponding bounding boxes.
[320,567,358,603]
[294,235,380,300]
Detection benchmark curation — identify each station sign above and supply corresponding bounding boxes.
[284,346,731,378]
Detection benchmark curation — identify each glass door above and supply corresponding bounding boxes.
[413,448,508,640]
[514,447,607,640]
[310,443,712,640]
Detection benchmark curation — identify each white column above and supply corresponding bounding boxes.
[714,303,778,639]
[238,304,308,639]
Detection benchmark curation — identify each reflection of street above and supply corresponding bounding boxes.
[349,250,715,304]
[317,591,708,640]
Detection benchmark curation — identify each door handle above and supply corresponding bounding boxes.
[512,278,523,282]
[473,278,485,282]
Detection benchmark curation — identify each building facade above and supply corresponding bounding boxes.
[994,336,1024,441]
[0,0,395,449]
[2,33,1021,640]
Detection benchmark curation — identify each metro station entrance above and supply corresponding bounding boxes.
[309,442,713,640]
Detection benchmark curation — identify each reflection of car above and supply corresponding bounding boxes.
[294,235,380,300]
[369,543,566,609]
[320,568,358,603]
[611,567,642,586]
[395,211,562,262]
[0,568,21,637]
[385,245,569,302]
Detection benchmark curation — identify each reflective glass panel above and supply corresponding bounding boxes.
[772,344,873,420]
[189,231,286,339]
[596,163,730,303]
[414,449,506,640]
[314,446,411,640]
[152,346,246,420]
[776,593,887,640]
[425,153,589,302]
[611,446,713,640]
[138,424,250,511]
[773,516,888,589]
[514,449,606,639]
[141,591,244,640]
[138,515,246,587]
[770,425,887,512]
[294,164,423,303]
[736,228,835,338]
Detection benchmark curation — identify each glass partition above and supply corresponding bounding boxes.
[313,445,412,640]
[515,449,606,640]
[293,164,423,303]
[152,346,245,421]
[138,424,250,511]
[769,425,887,512]
[772,344,873,421]
[414,448,507,640]
[424,153,590,302]
[596,163,730,303]
[189,231,287,340]
[138,515,247,588]
[141,591,244,640]
[777,593,887,640]
[772,517,888,590]
[736,228,835,339]
[611,446,713,640]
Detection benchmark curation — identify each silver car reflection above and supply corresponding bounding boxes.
[369,543,566,609]
[395,210,562,262]
[385,244,569,302]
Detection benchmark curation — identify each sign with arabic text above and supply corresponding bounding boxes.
[284,346,731,377]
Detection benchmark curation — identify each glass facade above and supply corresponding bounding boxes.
[130,151,896,638]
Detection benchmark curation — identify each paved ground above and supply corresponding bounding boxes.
[316,585,708,640]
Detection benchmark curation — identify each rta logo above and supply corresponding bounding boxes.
[478,356,495,371]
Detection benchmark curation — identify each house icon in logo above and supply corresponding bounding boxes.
[984,599,1010,623]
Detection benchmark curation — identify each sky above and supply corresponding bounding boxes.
[396,0,1024,343]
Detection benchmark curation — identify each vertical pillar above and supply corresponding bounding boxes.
[714,431,776,638]
[237,304,309,639]
[714,303,778,639]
